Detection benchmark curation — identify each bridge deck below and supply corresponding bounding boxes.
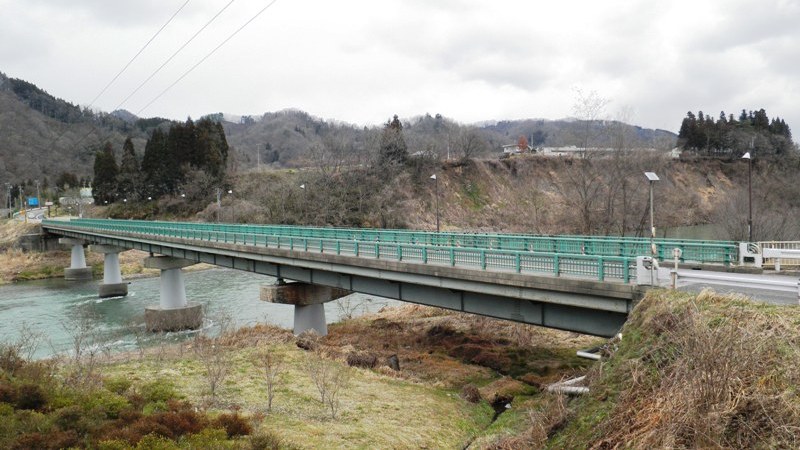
[42,219,654,336]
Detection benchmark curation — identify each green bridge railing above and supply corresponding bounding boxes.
[55,218,737,266]
[43,218,639,283]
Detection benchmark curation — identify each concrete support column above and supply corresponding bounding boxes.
[90,245,128,298]
[59,238,93,281]
[143,256,203,332]
[260,282,351,336]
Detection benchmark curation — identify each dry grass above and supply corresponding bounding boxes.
[552,289,800,449]
[97,305,596,448]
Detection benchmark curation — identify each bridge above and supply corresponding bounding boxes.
[39,218,764,338]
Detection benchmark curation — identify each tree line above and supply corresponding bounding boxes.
[93,118,229,203]
[678,109,793,158]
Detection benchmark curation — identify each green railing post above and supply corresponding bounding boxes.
[354,241,359,256]
[598,257,605,281]
[375,243,380,259]
[398,245,403,261]
[480,250,486,270]
[422,247,428,263]
[623,257,630,283]
[553,255,560,277]
[450,248,455,266]
[515,253,521,273]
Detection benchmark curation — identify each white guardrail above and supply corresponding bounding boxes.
[740,242,800,271]
[671,269,800,304]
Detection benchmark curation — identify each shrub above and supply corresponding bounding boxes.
[460,384,482,403]
[0,382,16,404]
[10,430,79,450]
[133,433,180,450]
[249,429,286,450]
[346,351,378,369]
[139,379,178,404]
[14,383,47,410]
[54,405,83,431]
[104,376,133,395]
[84,391,130,419]
[182,428,229,448]
[154,410,208,437]
[212,412,252,438]
[95,439,131,450]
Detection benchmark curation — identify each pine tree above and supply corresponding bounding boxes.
[379,114,407,166]
[92,142,119,203]
[117,137,140,200]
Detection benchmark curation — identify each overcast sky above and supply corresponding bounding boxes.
[1,0,798,134]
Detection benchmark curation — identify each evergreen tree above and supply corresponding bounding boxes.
[141,128,173,197]
[379,114,408,166]
[117,137,141,200]
[92,142,119,203]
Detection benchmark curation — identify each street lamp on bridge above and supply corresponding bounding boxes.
[430,174,440,232]
[742,151,753,242]
[644,172,660,285]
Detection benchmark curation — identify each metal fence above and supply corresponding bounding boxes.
[54,218,738,265]
[43,218,636,283]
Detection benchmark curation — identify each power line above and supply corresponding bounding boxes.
[89,0,191,108]
[41,1,190,153]
[114,0,236,112]
[137,0,280,115]
[49,1,234,156]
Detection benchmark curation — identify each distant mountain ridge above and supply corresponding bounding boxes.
[0,71,677,185]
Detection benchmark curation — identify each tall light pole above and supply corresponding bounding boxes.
[742,151,753,242]
[645,172,660,284]
[228,189,234,222]
[430,174,440,232]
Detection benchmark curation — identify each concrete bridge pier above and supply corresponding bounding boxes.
[260,281,351,336]
[59,238,93,281]
[90,245,128,298]
[143,256,203,332]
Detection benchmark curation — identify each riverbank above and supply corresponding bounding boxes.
[0,302,600,449]
[0,221,215,285]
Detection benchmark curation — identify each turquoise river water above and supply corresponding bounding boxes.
[0,268,395,359]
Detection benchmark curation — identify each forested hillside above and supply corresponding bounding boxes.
[1,72,677,190]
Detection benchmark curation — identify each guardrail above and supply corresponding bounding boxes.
[56,218,738,265]
[43,219,637,283]
[760,241,800,271]
[676,270,800,303]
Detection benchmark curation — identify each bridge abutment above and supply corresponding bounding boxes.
[143,256,203,332]
[90,244,128,298]
[260,280,351,336]
[59,238,93,281]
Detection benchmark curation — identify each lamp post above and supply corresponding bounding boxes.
[742,151,753,242]
[645,172,659,284]
[228,189,234,222]
[430,174,440,232]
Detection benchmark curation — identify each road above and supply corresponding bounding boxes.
[669,268,799,306]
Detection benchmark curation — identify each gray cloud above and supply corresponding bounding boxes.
[0,0,796,136]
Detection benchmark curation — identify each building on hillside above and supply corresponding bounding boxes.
[501,143,534,154]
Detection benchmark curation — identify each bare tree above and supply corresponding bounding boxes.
[256,348,284,412]
[571,87,610,157]
[193,309,233,400]
[456,127,489,160]
[305,352,351,419]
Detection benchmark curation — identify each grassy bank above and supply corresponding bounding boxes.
[0,304,599,449]
[486,290,800,449]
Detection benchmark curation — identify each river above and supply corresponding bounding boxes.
[0,268,396,359]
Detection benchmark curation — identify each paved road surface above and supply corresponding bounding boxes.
[670,268,799,306]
